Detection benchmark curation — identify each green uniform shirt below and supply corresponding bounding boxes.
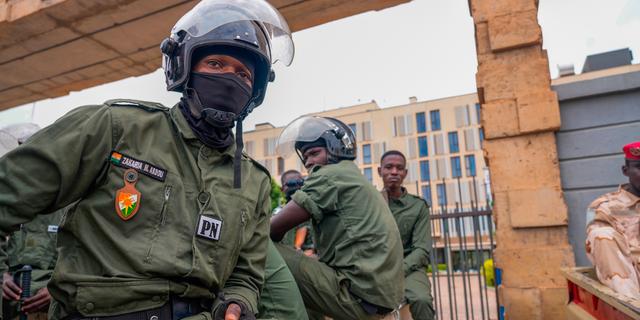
[0,100,271,319]
[382,189,432,275]
[5,209,65,293]
[291,160,404,310]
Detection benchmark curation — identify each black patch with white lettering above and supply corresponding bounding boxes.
[109,151,167,182]
[196,215,223,241]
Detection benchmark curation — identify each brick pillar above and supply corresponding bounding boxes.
[469,1,575,319]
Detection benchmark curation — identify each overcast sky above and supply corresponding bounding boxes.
[1,0,639,130]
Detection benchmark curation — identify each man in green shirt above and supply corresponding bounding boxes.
[0,1,295,319]
[1,124,64,320]
[379,150,435,319]
[274,170,314,254]
[271,116,404,320]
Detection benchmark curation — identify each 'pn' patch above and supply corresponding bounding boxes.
[110,151,167,182]
[196,215,223,241]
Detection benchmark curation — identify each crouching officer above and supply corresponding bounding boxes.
[1,124,64,320]
[270,116,404,320]
[0,0,294,319]
[379,150,435,319]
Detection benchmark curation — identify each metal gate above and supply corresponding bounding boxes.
[426,176,498,320]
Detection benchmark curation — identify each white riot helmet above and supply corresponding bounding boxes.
[277,116,357,163]
[161,0,294,120]
[0,123,40,156]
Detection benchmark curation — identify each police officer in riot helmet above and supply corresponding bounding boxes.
[163,0,294,187]
[271,116,404,320]
[0,1,294,320]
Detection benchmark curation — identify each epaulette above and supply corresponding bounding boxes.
[104,99,169,113]
[243,153,271,179]
[588,194,611,210]
[408,193,430,208]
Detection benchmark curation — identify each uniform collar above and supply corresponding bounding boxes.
[382,187,408,205]
[170,104,236,160]
[620,184,640,206]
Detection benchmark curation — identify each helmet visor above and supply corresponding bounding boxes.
[276,116,338,158]
[1,123,40,144]
[0,131,18,156]
[173,0,294,66]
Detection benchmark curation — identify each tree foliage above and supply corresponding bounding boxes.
[270,178,283,211]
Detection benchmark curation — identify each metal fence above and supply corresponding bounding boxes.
[426,176,498,320]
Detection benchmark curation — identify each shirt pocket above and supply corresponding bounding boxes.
[191,190,253,281]
[142,173,196,276]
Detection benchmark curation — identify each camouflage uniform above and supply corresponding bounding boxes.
[586,184,640,298]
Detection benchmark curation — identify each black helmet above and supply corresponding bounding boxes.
[161,0,294,118]
[277,116,357,163]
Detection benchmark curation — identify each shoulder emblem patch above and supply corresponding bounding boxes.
[115,169,142,221]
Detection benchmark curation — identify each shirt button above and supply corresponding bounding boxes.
[198,192,210,204]
[85,302,94,312]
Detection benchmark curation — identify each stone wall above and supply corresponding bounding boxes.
[469,0,575,318]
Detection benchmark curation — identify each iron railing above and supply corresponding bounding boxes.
[426,176,498,320]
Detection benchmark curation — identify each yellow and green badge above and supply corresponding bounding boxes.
[115,169,141,220]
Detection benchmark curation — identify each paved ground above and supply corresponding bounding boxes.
[431,273,498,320]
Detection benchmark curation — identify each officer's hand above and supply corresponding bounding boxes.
[224,303,241,320]
[22,287,51,313]
[2,272,21,301]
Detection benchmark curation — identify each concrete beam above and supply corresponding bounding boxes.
[0,0,410,111]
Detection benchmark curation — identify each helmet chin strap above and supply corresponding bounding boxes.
[233,101,256,189]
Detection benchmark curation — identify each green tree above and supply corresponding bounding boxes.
[270,178,283,211]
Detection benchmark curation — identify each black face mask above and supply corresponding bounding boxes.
[188,72,252,126]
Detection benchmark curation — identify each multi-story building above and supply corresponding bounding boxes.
[244,92,490,210]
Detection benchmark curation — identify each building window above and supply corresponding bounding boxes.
[421,185,432,205]
[420,160,430,181]
[475,103,481,123]
[435,158,447,180]
[363,144,372,164]
[437,183,446,206]
[464,129,478,151]
[465,155,476,177]
[348,123,357,138]
[430,110,441,131]
[418,136,429,157]
[263,137,277,156]
[362,121,373,141]
[455,105,470,127]
[433,134,445,155]
[451,156,462,178]
[363,167,373,182]
[479,128,485,147]
[416,112,427,133]
[393,115,413,137]
[448,132,459,153]
[277,157,285,176]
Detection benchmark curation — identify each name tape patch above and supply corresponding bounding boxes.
[110,151,167,182]
[196,215,223,241]
[48,225,58,233]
